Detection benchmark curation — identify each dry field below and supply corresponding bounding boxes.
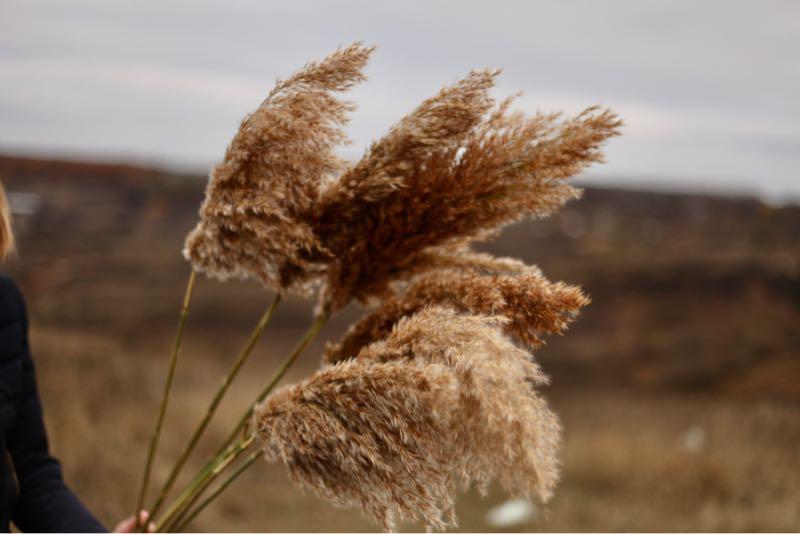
[2,155,799,531]
[33,320,800,531]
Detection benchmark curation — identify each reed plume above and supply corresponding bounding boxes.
[323,264,589,364]
[310,90,621,312]
[356,306,561,501]
[255,359,459,531]
[184,42,374,295]
[149,42,620,531]
[183,40,618,312]
[312,68,498,223]
[254,306,560,531]
[409,246,544,277]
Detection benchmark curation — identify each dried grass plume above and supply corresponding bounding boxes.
[255,306,560,530]
[311,92,620,312]
[184,42,374,294]
[183,42,619,315]
[324,265,589,364]
[183,43,621,531]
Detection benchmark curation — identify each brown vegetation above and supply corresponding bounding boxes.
[257,307,560,530]
[175,43,619,530]
[1,155,798,530]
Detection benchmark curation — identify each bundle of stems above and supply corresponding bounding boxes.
[134,42,621,532]
[135,292,328,532]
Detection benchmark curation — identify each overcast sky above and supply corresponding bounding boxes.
[1,1,798,200]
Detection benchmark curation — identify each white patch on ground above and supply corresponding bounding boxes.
[484,498,537,528]
[682,425,706,452]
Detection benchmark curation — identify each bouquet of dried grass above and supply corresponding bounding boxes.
[135,42,621,532]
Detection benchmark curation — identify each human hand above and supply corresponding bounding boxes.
[113,510,155,533]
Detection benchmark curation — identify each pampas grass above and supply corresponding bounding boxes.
[255,306,560,531]
[139,42,620,532]
[312,99,620,313]
[323,266,589,365]
[256,359,459,531]
[184,42,375,295]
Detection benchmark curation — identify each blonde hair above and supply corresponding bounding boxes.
[0,182,15,260]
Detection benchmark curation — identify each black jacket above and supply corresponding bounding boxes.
[0,275,105,532]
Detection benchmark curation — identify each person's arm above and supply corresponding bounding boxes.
[5,282,106,532]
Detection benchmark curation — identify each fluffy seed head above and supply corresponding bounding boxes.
[184,42,375,294]
[323,265,589,365]
[355,306,561,503]
[311,91,620,312]
[183,44,618,312]
[255,306,560,530]
[255,359,460,531]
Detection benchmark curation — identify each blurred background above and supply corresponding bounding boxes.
[1,1,798,531]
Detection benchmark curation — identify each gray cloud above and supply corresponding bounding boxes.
[1,0,798,200]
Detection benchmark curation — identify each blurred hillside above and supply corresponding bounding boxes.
[4,154,798,396]
[1,154,798,531]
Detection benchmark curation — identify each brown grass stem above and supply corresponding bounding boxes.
[148,293,281,522]
[135,270,197,531]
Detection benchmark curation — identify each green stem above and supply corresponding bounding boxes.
[154,441,235,532]
[175,449,261,532]
[135,270,197,530]
[156,435,254,532]
[154,313,328,530]
[148,293,282,522]
[220,312,329,451]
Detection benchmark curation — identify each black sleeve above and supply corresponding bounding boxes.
[5,282,106,533]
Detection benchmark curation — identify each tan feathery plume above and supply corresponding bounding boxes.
[311,90,621,312]
[355,306,560,502]
[355,245,546,293]
[314,69,499,222]
[323,267,588,364]
[307,70,499,310]
[407,247,543,277]
[255,306,560,530]
[254,359,460,531]
[184,42,375,294]
[148,45,619,531]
